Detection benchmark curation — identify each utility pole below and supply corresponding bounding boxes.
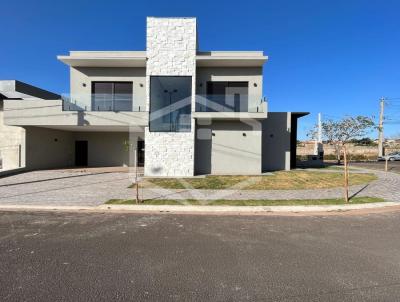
[314,113,323,160]
[378,97,385,157]
[318,113,322,144]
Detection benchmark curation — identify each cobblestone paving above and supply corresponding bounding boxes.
[0,170,134,206]
[0,168,398,206]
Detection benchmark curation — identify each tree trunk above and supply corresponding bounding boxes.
[336,145,341,165]
[343,145,349,203]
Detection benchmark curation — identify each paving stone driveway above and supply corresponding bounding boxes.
[0,169,135,206]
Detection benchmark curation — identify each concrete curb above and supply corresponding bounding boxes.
[98,202,398,213]
[0,202,398,214]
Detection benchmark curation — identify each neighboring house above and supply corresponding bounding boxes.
[3,17,307,176]
[0,80,60,171]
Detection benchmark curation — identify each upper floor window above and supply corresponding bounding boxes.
[92,82,133,111]
[149,76,192,132]
[206,81,248,112]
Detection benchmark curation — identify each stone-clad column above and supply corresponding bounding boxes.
[144,17,197,177]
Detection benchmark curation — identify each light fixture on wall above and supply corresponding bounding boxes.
[82,83,87,87]
[253,83,258,87]
[140,83,144,87]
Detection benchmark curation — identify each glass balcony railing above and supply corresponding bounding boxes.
[62,94,146,112]
[195,95,267,113]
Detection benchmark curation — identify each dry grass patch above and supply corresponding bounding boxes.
[140,171,377,190]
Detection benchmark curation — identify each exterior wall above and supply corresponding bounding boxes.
[70,67,146,111]
[196,67,263,111]
[195,120,262,175]
[74,132,141,167]
[0,100,25,171]
[4,100,148,127]
[23,127,144,170]
[144,17,197,177]
[24,127,75,170]
[297,142,400,160]
[262,112,292,171]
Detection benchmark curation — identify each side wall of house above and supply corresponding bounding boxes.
[0,100,25,171]
[195,120,262,175]
[261,112,292,171]
[144,17,197,176]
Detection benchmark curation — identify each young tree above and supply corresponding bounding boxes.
[308,116,375,202]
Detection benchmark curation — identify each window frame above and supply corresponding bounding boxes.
[149,75,192,133]
[91,81,133,112]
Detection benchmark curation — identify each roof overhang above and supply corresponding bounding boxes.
[57,51,147,67]
[196,51,267,67]
[58,51,268,68]
[291,112,310,118]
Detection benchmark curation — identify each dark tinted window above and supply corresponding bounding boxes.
[92,82,132,111]
[150,76,192,132]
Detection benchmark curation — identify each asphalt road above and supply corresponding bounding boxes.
[1,211,400,301]
[350,161,400,173]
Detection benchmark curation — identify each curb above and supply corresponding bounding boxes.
[98,202,398,213]
[0,202,398,214]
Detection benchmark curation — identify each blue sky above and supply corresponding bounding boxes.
[1,0,399,139]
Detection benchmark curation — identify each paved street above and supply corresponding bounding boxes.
[1,210,400,301]
[351,161,400,173]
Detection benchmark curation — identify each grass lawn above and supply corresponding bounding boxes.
[138,171,377,190]
[106,197,385,206]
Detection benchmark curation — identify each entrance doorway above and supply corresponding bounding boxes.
[75,141,88,166]
[137,140,145,167]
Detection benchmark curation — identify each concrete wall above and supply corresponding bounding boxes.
[4,99,148,127]
[144,17,197,177]
[24,127,75,170]
[262,112,291,171]
[195,120,262,175]
[0,100,25,171]
[74,132,141,167]
[196,67,263,111]
[70,67,146,110]
[297,142,400,160]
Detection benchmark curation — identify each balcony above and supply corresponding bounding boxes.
[193,94,268,120]
[62,93,146,112]
[4,97,148,128]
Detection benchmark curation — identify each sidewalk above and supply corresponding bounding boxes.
[139,168,400,202]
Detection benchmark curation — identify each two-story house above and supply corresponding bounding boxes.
[3,17,307,176]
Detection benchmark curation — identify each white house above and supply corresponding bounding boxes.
[2,17,307,176]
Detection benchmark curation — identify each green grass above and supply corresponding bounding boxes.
[106,197,385,206]
[139,171,377,190]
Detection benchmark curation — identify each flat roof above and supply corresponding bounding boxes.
[58,51,267,68]
[57,51,147,67]
[196,51,267,67]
